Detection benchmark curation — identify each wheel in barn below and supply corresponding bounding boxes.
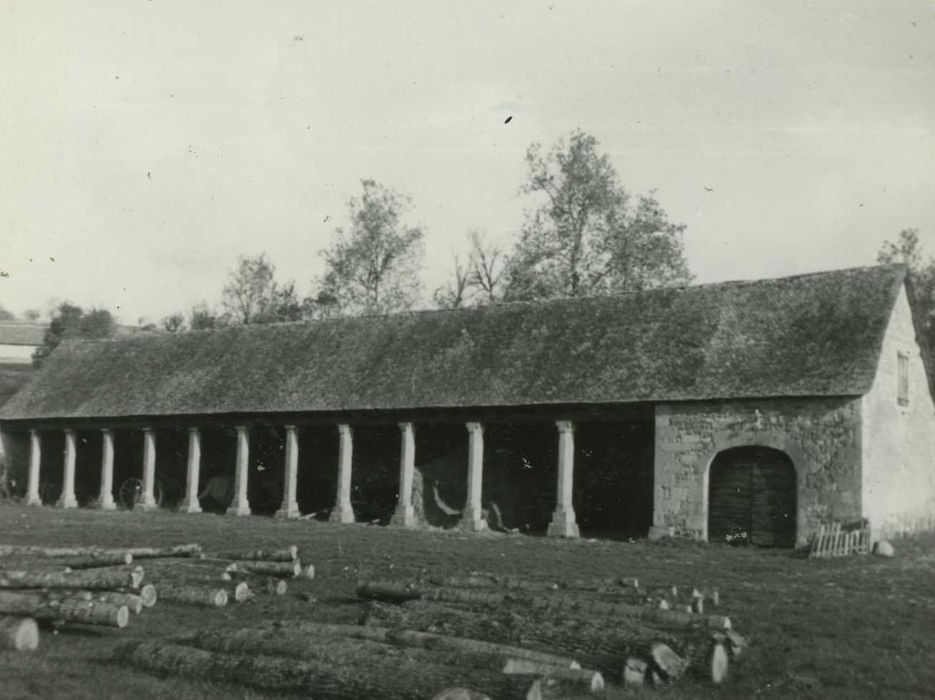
[117,477,164,509]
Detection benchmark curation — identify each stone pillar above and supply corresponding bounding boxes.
[227,426,251,516]
[26,429,42,506]
[329,424,355,524]
[390,422,417,527]
[98,429,117,510]
[460,422,487,531]
[135,428,158,511]
[547,420,579,538]
[181,427,202,514]
[275,425,300,519]
[57,429,78,509]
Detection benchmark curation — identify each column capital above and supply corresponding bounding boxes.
[142,426,155,435]
[465,421,484,434]
[64,428,76,437]
[283,424,297,432]
[100,427,113,435]
[337,423,352,436]
[398,421,414,433]
[235,425,249,433]
[187,426,200,435]
[29,428,39,438]
[556,420,574,434]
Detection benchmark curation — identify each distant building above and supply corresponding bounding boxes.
[1,264,933,545]
[0,322,44,364]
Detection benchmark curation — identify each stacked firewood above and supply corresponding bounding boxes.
[355,572,747,694]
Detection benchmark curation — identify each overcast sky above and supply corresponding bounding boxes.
[1,1,933,324]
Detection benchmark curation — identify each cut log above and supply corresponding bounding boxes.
[356,580,731,630]
[120,545,202,559]
[623,657,648,687]
[256,622,581,669]
[650,642,689,681]
[0,615,39,651]
[226,560,301,578]
[264,578,287,595]
[303,564,315,580]
[136,584,157,608]
[181,633,542,700]
[502,659,604,692]
[0,566,143,591]
[364,599,731,682]
[0,591,129,627]
[213,546,297,562]
[231,582,250,602]
[427,575,560,593]
[157,584,227,607]
[95,592,144,615]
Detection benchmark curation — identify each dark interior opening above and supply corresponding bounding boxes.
[296,426,339,519]
[574,420,655,540]
[349,425,400,525]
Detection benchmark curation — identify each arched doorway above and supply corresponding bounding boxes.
[708,446,796,547]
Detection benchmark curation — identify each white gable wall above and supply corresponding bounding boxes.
[861,286,935,538]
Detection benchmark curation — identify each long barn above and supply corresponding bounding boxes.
[2,263,934,546]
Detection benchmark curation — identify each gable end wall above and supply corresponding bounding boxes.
[653,397,863,546]
[861,286,935,537]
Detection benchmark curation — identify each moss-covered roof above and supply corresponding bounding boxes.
[0,265,911,422]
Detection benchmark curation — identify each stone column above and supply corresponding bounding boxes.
[56,429,78,509]
[26,429,42,506]
[329,424,355,524]
[390,422,417,527]
[460,422,487,531]
[181,427,202,514]
[275,425,300,519]
[98,429,117,510]
[227,426,251,516]
[547,420,579,538]
[135,428,158,511]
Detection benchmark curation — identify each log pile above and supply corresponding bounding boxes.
[0,541,305,653]
[354,572,748,692]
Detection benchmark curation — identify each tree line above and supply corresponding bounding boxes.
[20,129,930,368]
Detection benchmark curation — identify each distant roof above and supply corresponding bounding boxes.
[0,323,45,347]
[0,265,912,423]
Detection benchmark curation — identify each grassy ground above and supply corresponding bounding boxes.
[0,504,933,700]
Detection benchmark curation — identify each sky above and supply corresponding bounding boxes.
[1,1,933,324]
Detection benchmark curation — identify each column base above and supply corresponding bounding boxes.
[390,504,417,528]
[98,497,117,511]
[226,502,252,516]
[459,507,488,532]
[134,500,158,512]
[180,501,202,514]
[25,495,42,507]
[329,503,355,524]
[274,503,300,519]
[547,508,580,538]
[56,495,78,510]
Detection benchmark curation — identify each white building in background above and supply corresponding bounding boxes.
[0,323,43,365]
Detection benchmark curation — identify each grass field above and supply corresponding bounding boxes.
[0,504,933,700]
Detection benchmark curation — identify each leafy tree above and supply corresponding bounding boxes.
[22,309,41,321]
[162,313,186,333]
[189,302,225,331]
[222,253,308,324]
[317,179,424,315]
[504,130,691,301]
[877,228,935,360]
[32,303,115,367]
[0,305,14,321]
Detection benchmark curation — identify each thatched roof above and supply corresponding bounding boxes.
[0,265,913,423]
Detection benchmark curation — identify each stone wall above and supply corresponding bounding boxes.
[653,397,863,546]
[861,287,935,538]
